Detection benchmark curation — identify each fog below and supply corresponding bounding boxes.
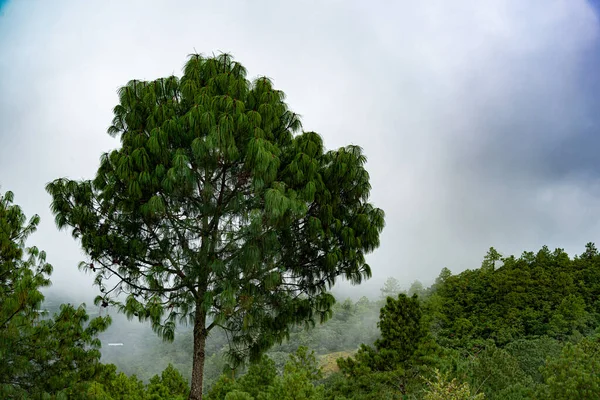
[2,0,600,300]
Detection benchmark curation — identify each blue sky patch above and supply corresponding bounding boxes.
[0,0,10,14]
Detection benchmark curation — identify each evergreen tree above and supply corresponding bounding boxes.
[374,293,427,366]
[237,355,278,399]
[408,280,425,298]
[481,247,501,272]
[0,190,49,396]
[379,277,401,300]
[0,190,111,397]
[46,53,384,399]
[147,364,190,400]
[98,365,148,400]
[338,293,428,395]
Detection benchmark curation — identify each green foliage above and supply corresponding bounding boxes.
[375,294,427,365]
[81,382,113,400]
[46,52,384,398]
[78,363,148,400]
[335,294,431,397]
[237,355,278,399]
[225,391,254,400]
[205,375,239,400]
[207,349,326,400]
[324,243,600,399]
[8,172,600,400]
[423,370,484,400]
[0,190,111,398]
[468,343,533,399]
[60,241,600,399]
[408,280,426,299]
[71,362,191,400]
[480,247,501,273]
[427,245,600,347]
[262,367,325,400]
[286,346,324,382]
[339,293,427,376]
[103,370,147,400]
[504,337,562,383]
[380,277,401,300]
[1,189,51,395]
[547,294,589,338]
[537,335,600,399]
[147,363,189,399]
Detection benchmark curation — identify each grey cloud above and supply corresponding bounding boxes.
[1,0,599,299]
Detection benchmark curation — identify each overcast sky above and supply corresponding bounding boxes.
[1,0,600,299]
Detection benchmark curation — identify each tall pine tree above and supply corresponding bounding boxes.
[46,53,385,399]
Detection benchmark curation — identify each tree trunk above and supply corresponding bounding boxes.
[189,307,207,400]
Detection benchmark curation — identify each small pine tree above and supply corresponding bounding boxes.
[339,293,427,375]
[380,277,401,300]
[481,247,501,272]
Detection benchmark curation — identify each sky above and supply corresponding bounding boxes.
[1,0,600,299]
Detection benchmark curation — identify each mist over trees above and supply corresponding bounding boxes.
[4,185,600,398]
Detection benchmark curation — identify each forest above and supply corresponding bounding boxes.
[3,185,600,399]
[2,52,600,400]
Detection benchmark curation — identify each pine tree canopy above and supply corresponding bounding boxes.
[46,52,384,398]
